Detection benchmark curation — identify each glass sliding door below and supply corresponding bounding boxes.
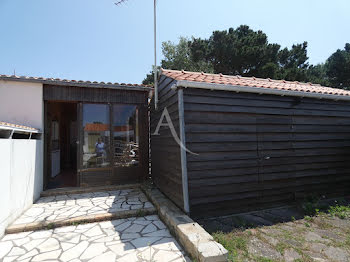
[78,102,142,186]
[112,105,139,167]
[82,104,110,169]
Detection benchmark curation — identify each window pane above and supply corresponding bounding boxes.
[113,105,139,167]
[82,104,110,169]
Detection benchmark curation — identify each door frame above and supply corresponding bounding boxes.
[43,101,80,189]
[78,102,146,186]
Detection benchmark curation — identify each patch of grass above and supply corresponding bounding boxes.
[255,256,276,262]
[291,216,296,222]
[313,217,332,230]
[345,236,350,247]
[304,222,311,228]
[275,242,288,254]
[280,229,293,239]
[304,216,313,222]
[212,231,249,261]
[328,204,350,219]
[301,194,350,219]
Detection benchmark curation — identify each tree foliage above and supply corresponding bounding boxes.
[143,25,350,89]
[142,37,213,85]
[325,43,350,88]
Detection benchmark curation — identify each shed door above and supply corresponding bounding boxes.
[256,114,295,208]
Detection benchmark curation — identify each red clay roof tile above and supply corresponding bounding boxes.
[161,69,350,98]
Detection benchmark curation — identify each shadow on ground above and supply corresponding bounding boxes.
[198,196,350,234]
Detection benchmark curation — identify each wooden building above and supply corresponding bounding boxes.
[0,74,152,190]
[151,69,350,218]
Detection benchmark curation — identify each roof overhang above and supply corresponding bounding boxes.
[172,80,350,102]
[0,125,40,134]
[0,76,153,92]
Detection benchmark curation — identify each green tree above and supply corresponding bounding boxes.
[190,25,281,77]
[161,37,213,72]
[143,25,349,90]
[142,37,213,85]
[325,43,350,88]
[306,64,330,87]
[189,25,312,82]
[278,42,309,81]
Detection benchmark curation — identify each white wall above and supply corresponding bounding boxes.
[0,139,43,238]
[0,80,44,238]
[0,80,43,130]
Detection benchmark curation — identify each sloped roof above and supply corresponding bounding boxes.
[84,123,131,132]
[161,69,350,98]
[0,121,39,132]
[0,74,152,91]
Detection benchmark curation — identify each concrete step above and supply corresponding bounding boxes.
[40,183,140,197]
[6,188,156,234]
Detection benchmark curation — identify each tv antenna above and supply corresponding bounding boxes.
[115,0,158,109]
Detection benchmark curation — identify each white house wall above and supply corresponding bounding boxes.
[0,139,43,237]
[0,80,43,130]
[0,80,44,238]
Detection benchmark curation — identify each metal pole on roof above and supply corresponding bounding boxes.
[153,0,158,110]
[114,0,158,109]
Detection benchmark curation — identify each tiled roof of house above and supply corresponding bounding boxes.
[0,121,39,132]
[84,123,131,132]
[0,74,152,91]
[161,69,350,97]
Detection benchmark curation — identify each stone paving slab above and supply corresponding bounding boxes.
[0,215,190,262]
[7,188,155,233]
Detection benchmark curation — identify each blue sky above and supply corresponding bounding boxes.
[0,0,349,84]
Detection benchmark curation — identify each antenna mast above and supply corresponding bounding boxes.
[153,0,158,110]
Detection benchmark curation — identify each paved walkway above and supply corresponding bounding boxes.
[12,188,153,226]
[0,215,190,262]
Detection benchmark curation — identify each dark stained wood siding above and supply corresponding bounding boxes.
[150,76,184,210]
[183,88,350,218]
[80,169,112,187]
[43,84,147,104]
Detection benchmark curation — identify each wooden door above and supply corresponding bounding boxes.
[256,114,295,208]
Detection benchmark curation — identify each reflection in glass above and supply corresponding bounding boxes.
[82,104,110,168]
[113,105,139,167]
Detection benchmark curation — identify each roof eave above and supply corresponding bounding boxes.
[175,80,350,102]
[0,125,40,133]
[0,76,152,92]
